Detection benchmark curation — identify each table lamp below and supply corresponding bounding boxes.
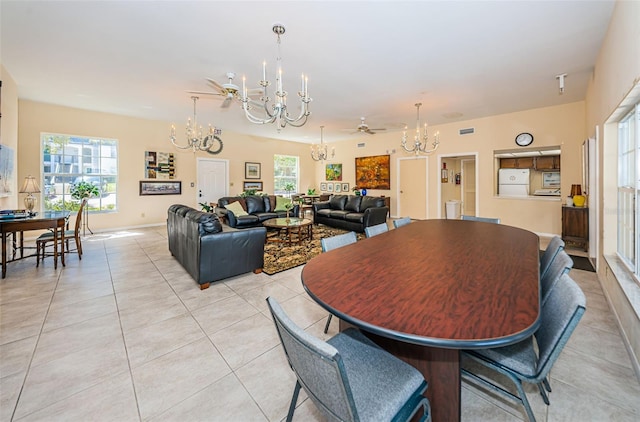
[19,175,41,215]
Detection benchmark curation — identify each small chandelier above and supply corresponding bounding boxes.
[401,103,440,155]
[241,24,311,131]
[310,126,334,162]
[170,96,221,153]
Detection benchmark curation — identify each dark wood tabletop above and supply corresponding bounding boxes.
[301,219,540,421]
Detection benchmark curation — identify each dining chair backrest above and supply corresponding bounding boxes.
[461,215,501,224]
[267,296,358,421]
[73,198,87,233]
[321,231,357,252]
[540,250,573,306]
[535,273,586,378]
[539,236,565,280]
[364,222,388,238]
[393,217,411,228]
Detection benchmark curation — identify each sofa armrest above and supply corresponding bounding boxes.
[362,206,389,227]
[199,226,266,281]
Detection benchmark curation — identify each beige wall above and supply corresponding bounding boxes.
[584,0,640,378]
[322,101,586,235]
[17,100,315,231]
[0,65,19,209]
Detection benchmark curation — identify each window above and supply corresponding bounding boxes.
[273,154,299,196]
[42,133,118,213]
[617,103,639,278]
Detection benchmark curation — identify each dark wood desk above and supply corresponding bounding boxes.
[301,219,540,421]
[0,211,70,278]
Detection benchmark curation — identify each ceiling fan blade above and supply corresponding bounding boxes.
[369,128,386,131]
[206,78,225,93]
[186,90,224,97]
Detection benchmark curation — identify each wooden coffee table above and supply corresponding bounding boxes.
[263,217,313,245]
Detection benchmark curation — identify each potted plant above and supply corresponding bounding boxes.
[199,202,213,212]
[70,180,99,235]
[284,183,295,198]
[307,188,317,195]
[352,186,361,196]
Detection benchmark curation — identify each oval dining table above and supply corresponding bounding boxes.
[301,219,540,422]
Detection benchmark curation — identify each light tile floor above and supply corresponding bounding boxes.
[1,226,639,421]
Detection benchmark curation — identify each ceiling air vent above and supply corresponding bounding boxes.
[459,128,475,135]
[357,143,366,148]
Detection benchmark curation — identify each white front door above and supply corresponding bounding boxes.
[398,157,428,220]
[197,158,228,207]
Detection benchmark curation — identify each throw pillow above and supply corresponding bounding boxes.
[225,201,248,216]
[275,196,292,212]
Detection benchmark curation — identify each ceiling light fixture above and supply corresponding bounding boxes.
[170,96,223,153]
[556,73,567,95]
[401,103,440,155]
[310,126,335,162]
[241,24,311,131]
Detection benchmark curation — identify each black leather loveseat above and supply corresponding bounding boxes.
[167,204,266,289]
[313,194,389,233]
[216,195,300,229]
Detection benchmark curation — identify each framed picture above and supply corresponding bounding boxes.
[327,182,334,192]
[245,162,261,179]
[326,163,343,181]
[243,181,263,191]
[320,182,327,191]
[355,154,391,189]
[335,183,342,193]
[341,183,349,192]
[139,181,182,195]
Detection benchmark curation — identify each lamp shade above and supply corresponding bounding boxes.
[19,176,41,194]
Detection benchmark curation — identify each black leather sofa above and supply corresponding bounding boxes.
[167,204,266,289]
[216,195,300,229]
[313,194,389,233]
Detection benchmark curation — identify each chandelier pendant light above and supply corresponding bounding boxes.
[310,126,335,161]
[170,96,223,154]
[401,103,440,155]
[241,24,311,131]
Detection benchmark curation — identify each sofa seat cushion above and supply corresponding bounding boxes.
[254,212,279,222]
[226,201,248,216]
[345,213,365,223]
[316,208,332,218]
[234,215,261,227]
[329,210,350,220]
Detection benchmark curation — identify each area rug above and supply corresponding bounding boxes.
[263,224,364,275]
[569,255,596,272]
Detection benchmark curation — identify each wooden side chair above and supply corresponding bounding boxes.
[36,198,87,266]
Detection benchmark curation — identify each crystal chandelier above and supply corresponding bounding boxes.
[401,103,440,155]
[170,96,222,153]
[241,24,311,131]
[310,126,335,162]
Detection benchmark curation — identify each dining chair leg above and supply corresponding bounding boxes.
[323,314,333,334]
[286,381,302,422]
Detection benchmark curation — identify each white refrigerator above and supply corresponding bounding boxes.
[498,169,530,197]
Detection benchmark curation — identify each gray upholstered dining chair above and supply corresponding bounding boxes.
[540,249,573,306]
[539,236,565,281]
[36,198,87,267]
[393,217,412,228]
[461,273,586,422]
[321,231,358,333]
[266,297,432,422]
[461,215,501,224]
[364,222,389,238]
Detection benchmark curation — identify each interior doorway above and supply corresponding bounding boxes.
[397,156,428,219]
[197,158,228,207]
[437,153,478,219]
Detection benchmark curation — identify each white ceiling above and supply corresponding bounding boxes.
[1,1,615,144]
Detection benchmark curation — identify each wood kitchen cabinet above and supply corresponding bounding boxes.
[500,157,535,169]
[562,206,588,251]
[535,155,561,170]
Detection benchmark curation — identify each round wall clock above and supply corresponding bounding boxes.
[515,132,534,147]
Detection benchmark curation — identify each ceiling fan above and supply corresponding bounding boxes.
[187,72,262,108]
[352,117,386,135]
